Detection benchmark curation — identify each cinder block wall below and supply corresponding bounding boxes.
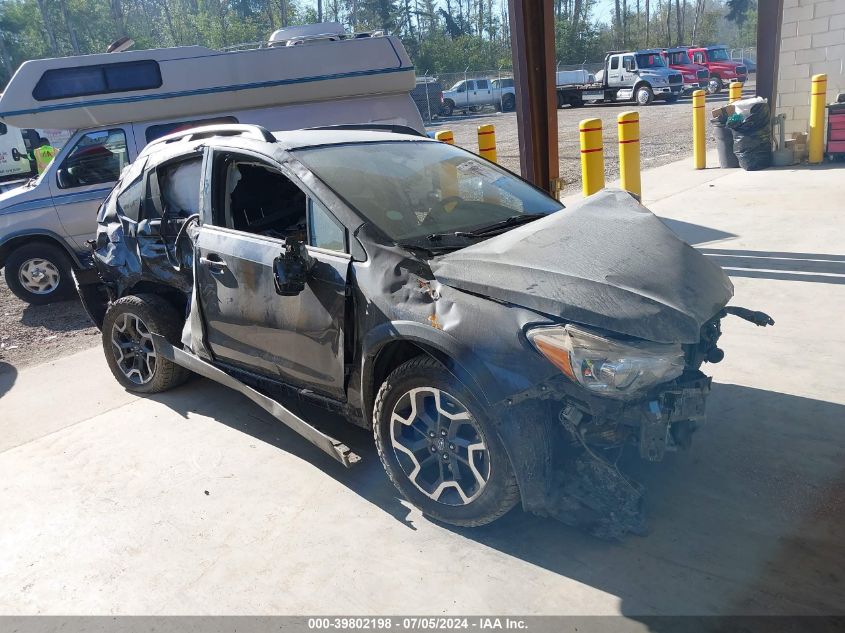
[778,0,845,135]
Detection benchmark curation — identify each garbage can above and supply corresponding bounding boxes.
[711,119,740,168]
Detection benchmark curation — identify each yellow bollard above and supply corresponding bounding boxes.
[617,111,641,198]
[729,81,742,104]
[579,118,605,196]
[693,89,706,170]
[809,73,828,164]
[477,124,497,163]
[435,129,454,145]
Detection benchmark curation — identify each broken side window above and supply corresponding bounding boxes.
[214,157,307,242]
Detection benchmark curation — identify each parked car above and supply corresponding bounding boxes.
[441,78,516,115]
[742,57,757,74]
[411,76,443,122]
[78,123,773,537]
[687,45,748,94]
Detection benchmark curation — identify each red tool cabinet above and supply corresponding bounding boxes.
[827,103,845,158]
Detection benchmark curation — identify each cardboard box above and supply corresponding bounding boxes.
[711,103,736,120]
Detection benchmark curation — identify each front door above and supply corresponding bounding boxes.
[195,152,350,399]
[47,128,134,251]
[607,55,622,87]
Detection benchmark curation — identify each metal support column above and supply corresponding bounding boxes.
[508,0,560,196]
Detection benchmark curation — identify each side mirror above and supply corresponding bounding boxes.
[0,122,7,135]
[273,238,313,296]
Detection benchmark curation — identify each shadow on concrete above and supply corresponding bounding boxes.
[146,377,416,529]
[20,297,96,332]
[0,361,18,399]
[661,218,738,245]
[148,378,845,615]
[700,248,845,285]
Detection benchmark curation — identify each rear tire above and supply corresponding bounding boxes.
[102,293,190,394]
[664,94,679,104]
[373,356,520,527]
[4,242,75,305]
[501,94,515,112]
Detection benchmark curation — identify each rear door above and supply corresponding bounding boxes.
[47,127,135,251]
[195,149,350,399]
[474,79,491,106]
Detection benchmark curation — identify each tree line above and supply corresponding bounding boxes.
[0,0,756,88]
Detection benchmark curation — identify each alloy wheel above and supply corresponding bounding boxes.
[17,258,60,295]
[111,313,157,385]
[390,387,490,506]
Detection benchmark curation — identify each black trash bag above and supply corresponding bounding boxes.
[729,101,772,170]
[727,101,771,133]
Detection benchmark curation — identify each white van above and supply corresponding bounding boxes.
[0,23,423,303]
[0,123,32,185]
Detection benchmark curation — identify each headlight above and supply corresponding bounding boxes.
[527,325,685,399]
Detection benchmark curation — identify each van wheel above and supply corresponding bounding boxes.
[636,85,654,106]
[102,294,191,394]
[4,242,75,305]
[373,356,520,527]
[501,94,515,112]
[441,99,454,116]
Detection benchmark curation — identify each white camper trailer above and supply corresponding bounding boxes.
[0,23,423,303]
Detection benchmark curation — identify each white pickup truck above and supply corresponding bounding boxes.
[441,78,516,116]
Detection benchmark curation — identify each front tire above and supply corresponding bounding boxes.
[102,294,190,394]
[708,76,723,94]
[501,94,515,112]
[441,99,454,116]
[636,85,654,106]
[4,242,75,305]
[373,356,520,527]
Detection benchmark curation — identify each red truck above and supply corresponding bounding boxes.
[661,47,710,95]
[687,45,747,94]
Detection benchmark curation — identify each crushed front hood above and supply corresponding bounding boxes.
[430,189,733,344]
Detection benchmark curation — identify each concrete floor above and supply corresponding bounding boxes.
[1,156,843,616]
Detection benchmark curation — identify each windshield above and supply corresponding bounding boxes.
[450,80,465,91]
[295,141,563,243]
[709,48,730,61]
[669,50,692,65]
[636,53,666,68]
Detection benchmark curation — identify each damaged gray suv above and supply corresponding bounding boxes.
[77,124,772,537]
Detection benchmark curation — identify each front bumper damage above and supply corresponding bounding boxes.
[496,372,713,539]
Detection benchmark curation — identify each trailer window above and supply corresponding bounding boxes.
[56,129,127,189]
[33,60,162,101]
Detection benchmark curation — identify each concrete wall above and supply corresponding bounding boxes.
[778,0,845,135]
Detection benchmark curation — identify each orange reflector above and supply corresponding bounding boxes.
[534,338,576,381]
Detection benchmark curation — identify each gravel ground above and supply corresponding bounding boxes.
[0,82,752,373]
[426,83,750,195]
[0,274,100,372]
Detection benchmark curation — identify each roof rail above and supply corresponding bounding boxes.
[304,123,427,138]
[148,124,277,148]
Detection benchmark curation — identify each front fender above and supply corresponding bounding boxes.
[360,320,505,417]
